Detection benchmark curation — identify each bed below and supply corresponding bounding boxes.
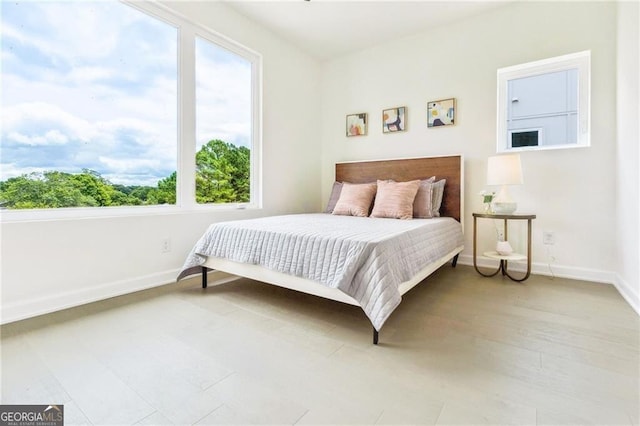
[177,155,464,344]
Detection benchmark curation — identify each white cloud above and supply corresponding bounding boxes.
[1,101,176,183]
[0,163,49,181]
[0,100,174,151]
[98,156,165,173]
[195,42,251,148]
[7,129,69,146]
[2,102,96,143]
[1,2,132,63]
[66,66,116,84]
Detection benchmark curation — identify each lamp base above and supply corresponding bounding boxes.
[492,201,517,215]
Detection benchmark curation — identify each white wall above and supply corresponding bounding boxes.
[0,1,322,323]
[615,0,640,313]
[320,1,619,282]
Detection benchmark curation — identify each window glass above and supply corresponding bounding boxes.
[195,36,252,205]
[497,51,590,153]
[0,1,177,209]
[507,69,577,147]
[510,130,540,148]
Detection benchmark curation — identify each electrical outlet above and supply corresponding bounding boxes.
[543,231,555,245]
[161,238,171,253]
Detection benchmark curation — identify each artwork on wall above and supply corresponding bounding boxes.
[346,113,368,137]
[427,98,456,127]
[382,106,406,133]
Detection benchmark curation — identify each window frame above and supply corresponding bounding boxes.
[496,50,590,153]
[0,0,262,222]
[192,32,259,208]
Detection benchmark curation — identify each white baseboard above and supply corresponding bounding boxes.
[459,254,638,317]
[457,254,617,284]
[4,258,636,325]
[1,268,239,325]
[458,254,640,315]
[1,269,181,325]
[613,273,640,316]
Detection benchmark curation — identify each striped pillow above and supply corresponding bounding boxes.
[332,182,377,217]
[370,179,421,220]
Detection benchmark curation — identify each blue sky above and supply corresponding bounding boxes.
[1,1,251,187]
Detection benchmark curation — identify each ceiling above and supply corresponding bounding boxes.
[225,1,511,61]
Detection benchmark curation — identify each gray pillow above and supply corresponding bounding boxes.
[431,179,446,217]
[413,176,436,218]
[324,181,343,213]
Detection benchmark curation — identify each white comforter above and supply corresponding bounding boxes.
[178,214,464,330]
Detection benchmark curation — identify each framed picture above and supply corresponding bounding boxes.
[382,106,406,133]
[427,98,456,127]
[346,113,368,137]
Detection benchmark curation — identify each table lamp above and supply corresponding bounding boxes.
[487,153,523,214]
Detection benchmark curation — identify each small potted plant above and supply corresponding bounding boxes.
[479,190,496,213]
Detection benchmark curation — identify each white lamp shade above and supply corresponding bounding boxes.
[487,154,523,185]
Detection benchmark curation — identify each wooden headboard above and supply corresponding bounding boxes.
[335,155,463,222]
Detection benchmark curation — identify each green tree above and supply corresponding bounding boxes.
[0,139,249,209]
[128,186,151,201]
[0,172,98,209]
[196,139,250,204]
[227,145,250,202]
[147,171,176,205]
[70,169,114,206]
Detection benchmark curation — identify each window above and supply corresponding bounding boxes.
[0,1,178,209]
[497,51,590,153]
[195,37,252,205]
[0,1,261,217]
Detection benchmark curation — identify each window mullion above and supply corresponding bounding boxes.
[178,27,197,208]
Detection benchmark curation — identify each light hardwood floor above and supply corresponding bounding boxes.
[1,265,638,425]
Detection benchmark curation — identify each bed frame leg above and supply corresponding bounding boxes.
[452,254,459,268]
[373,328,379,345]
[201,266,208,289]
